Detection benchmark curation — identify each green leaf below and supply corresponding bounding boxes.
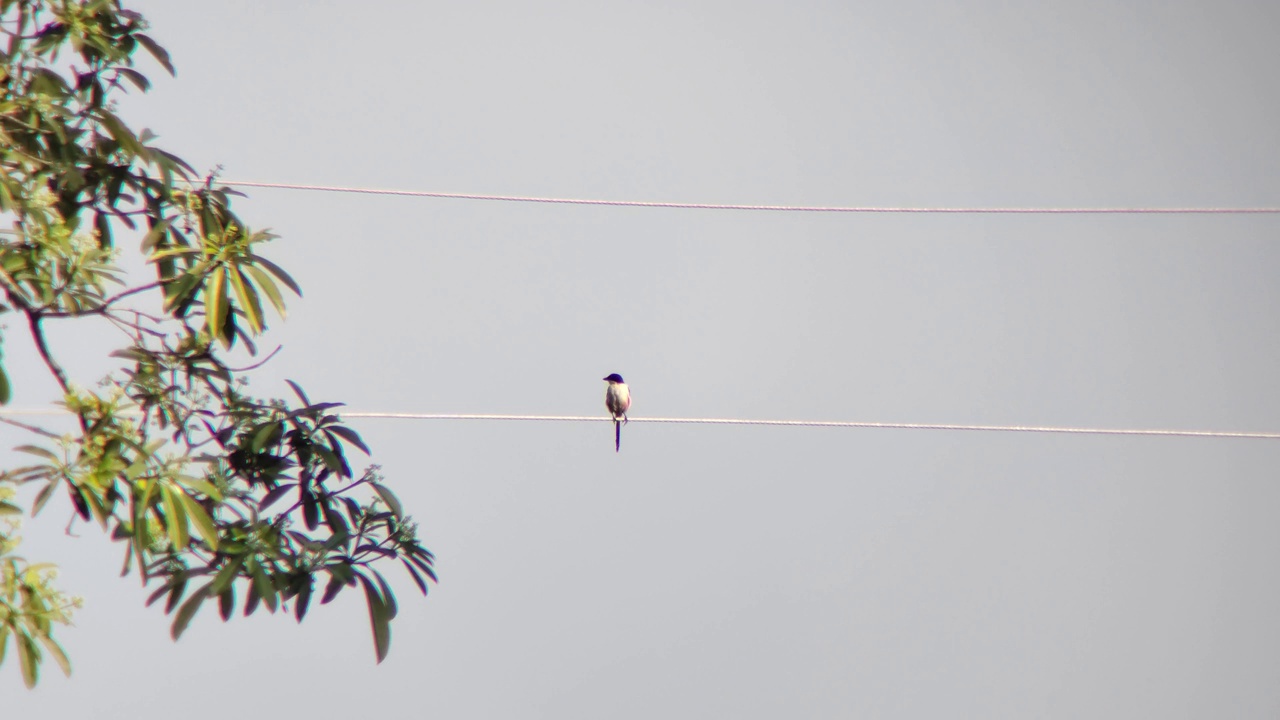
[228,266,264,334]
[251,421,281,452]
[301,488,319,531]
[96,109,145,156]
[244,264,287,317]
[115,67,150,92]
[313,446,345,476]
[162,271,201,312]
[372,483,403,519]
[160,485,189,549]
[284,379,310,405]
[140,217,177,251]
[135,33,175,75]
[257,482,296,512]
[373,571,398,620]
[17,631,38,689]
[218,586,236,621]
[171,584,211,640]
[14,445,59,461]
[94,210,112,249]
[176,492,218,551]
[0,364,9,405]
[209,556,243,595]
[251,563,277,613]
[327,425,370,455]
[323,506,350,541]
[36,634,71,678]
[401,559,429,596]
[249,254,302,296]
[294,577,313,623]
[31,479,56,512]
[204,264,229,345]
[164,573,189,614]
[0,501,21,516]
[357,573,392,663]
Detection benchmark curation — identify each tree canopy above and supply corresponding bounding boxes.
[0,0,434,688]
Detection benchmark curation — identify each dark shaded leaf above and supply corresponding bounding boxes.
[357,573,391,663]
[373,570,398,620]
[284,379,310,405]
[171,583,212,640]
[218,586,235,621]
[372,483,403,519]
[135,33,174,75]
[294,577,313,623]
[301,487,319,530]
[257,482,296,512]
[401,559,429,596]
[320,575,344,605]
[0,364,12,405]
[251,254,302,296]
[326,425,370,455]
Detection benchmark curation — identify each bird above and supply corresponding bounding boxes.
[603,373,630,452]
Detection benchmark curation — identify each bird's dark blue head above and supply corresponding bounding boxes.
[603,373,625,383]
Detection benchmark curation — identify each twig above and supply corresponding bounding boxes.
[42,280,163,318]
[225,345,282,372]
[0,414,61,439]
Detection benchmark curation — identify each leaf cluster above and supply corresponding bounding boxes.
[0,0,434,683]
[0,487,78,688]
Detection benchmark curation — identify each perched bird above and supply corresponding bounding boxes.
[603,373,630,452]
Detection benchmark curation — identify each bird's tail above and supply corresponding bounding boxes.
[614,419,621,452]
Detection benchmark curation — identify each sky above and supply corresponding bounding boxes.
[4,1,1280,716]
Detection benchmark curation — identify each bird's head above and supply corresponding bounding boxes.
[603,373,625,384]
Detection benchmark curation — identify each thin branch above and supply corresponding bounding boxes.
[0,414,61,439]
[225,345,282,372]
[103,310,168,338]
[27,312,70,393]
[25,311,89,434]
[100,280,163,308]
[42,280,163,318]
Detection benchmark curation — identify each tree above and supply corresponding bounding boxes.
[0,0,435,688]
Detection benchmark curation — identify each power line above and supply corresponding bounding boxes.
[3,408,1274,439]
[343,413,1279,439]
[221,181,1280,215]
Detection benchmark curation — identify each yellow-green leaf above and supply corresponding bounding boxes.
[228,266,263,334]
[17,631,38,688]
[160,485,189,549]
[204,265,228,344]
[176,492,218,551]
[244,264,287,317]
[36,634,71,678]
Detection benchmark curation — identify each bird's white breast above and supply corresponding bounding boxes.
[605,383,630,416]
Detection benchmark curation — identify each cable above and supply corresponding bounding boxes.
[341,413,1279,440]
[3,408,1274,439]
[221,181,1280,215]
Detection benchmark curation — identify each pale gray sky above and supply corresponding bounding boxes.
[5,1,1280,717]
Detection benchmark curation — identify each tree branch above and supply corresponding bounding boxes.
[41,280,163,318]
[0,414,61,439]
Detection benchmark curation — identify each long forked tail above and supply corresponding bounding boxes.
[614,419,621,452]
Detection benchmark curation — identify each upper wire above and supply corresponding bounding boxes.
[221,181,1280,215]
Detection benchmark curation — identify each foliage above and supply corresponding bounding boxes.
[0,0,434,686]
[0,486,80,688]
